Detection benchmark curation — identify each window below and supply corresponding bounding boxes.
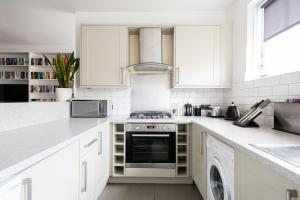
[246,0,300,81]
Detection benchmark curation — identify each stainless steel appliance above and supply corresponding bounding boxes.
[184,103,193,116]
[274,102,300,135]
[71,99,112,118]
[129,111,172,119]
[126,123,176,169]
[207,106,223,118]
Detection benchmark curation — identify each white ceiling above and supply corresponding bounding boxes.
[1,0,235,12]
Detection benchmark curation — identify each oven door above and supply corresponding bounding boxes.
[126,132,176,169]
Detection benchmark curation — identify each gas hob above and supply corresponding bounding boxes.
[129,111,172,119]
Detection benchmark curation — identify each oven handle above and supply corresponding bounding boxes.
[131,134,170,137]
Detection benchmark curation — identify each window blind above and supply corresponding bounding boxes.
[262,0,300,41]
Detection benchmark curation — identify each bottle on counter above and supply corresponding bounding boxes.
[194,106,201,116]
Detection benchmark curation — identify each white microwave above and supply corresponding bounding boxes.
[71,100,112,118]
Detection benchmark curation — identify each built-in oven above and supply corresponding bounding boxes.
[126,123,176,169]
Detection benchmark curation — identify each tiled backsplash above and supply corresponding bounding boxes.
[170,88,224,114]
[224,72,300,126]
[76,87,224,116]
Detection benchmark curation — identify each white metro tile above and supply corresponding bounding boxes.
[273,85,289,96]
[289,84,300,96]
[258,87,273,97]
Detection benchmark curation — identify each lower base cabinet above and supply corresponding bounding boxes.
[191,123,207,200]
[19,142,80,200]
[235,150,299,200]
[80,123,110,200]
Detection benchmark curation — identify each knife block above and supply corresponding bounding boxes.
[233,111,262,128]
[233,120,260,128]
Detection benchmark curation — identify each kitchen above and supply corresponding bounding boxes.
[0,0,300,200]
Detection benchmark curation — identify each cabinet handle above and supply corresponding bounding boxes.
[81,162,87,192]
[286,189,297,200]
[98,131,102,155]
[176,67,179,84]
[84,138,98,148]
[120,67,124,84]
[22,178,32,200]
[200,132,204,155]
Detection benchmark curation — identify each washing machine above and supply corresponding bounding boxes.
[207,135,234,200]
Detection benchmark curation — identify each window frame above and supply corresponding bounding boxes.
[246,0,268,81]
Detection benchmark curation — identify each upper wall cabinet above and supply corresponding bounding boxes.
[174,26,232,88]
[80,26,128,88]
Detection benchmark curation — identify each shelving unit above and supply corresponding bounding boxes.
[0,53,29,85]
[112,123,126,176]
[29,52,62,102]
[176,124,189,177]
[0,51,73,102]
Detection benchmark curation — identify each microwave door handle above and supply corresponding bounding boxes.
[97,102,100,117]
[131,134,170,137]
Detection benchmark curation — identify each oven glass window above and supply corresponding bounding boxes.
[126,132,176,163]
[210,165,224,200]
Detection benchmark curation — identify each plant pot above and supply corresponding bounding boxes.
[56,88,73,102]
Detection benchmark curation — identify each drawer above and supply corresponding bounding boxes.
[80,128,99,157]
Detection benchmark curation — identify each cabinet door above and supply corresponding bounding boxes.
[19,142,80,200]
[80,143,98,200]
[94,122,110,198]
[80,26,128,87]
[0,177,22,200]
[192,124,207,200]
[174,26,221,87]
[236,150,299,200]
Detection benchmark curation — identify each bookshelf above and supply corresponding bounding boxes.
[0,51,72,102]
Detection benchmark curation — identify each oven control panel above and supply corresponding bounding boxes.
[126,123,176,132]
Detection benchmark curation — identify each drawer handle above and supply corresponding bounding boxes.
[286,189,297,200]
[98,131,102,155]
[22,178,32,200]
[201,132,204,155]
[84,138,98,149]
[176,67,179,84]
[81,162,87,192]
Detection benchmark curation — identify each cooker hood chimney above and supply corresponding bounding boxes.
[127,27,173,72]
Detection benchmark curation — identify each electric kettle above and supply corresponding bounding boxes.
[225,102,240,121]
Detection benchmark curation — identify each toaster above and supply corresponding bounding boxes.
[207,106,223,117]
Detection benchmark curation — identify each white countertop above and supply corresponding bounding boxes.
[1,115,300,185]
[0,118,107,181]
[110,115,300,184]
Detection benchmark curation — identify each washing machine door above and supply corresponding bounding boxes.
[208,158,231,200]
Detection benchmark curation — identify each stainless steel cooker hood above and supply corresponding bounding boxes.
[127,27,173,72]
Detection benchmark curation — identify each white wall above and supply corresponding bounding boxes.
[225,0,300,126]
[75,11,228,113]
[0,4,75,51]
[0,102,70,132]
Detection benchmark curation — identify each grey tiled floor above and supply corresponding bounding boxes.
[98,184,203,200]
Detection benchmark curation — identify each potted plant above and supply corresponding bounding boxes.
[44,52,79,102]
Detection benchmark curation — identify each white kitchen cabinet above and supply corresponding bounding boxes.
[80,26,128,87]
[80,123,110,200]
[191,123,206,200]
[19,142,80,200]
[174,26,230,88]
[80,144,98,200]
[94,122,110,198]
[235,150,300,200]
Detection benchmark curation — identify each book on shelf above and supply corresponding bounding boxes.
[0,71,28,80]
[0,57,28,66]
[30,85,57,93]
[31,72,56,79]
[31,98,56,102]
